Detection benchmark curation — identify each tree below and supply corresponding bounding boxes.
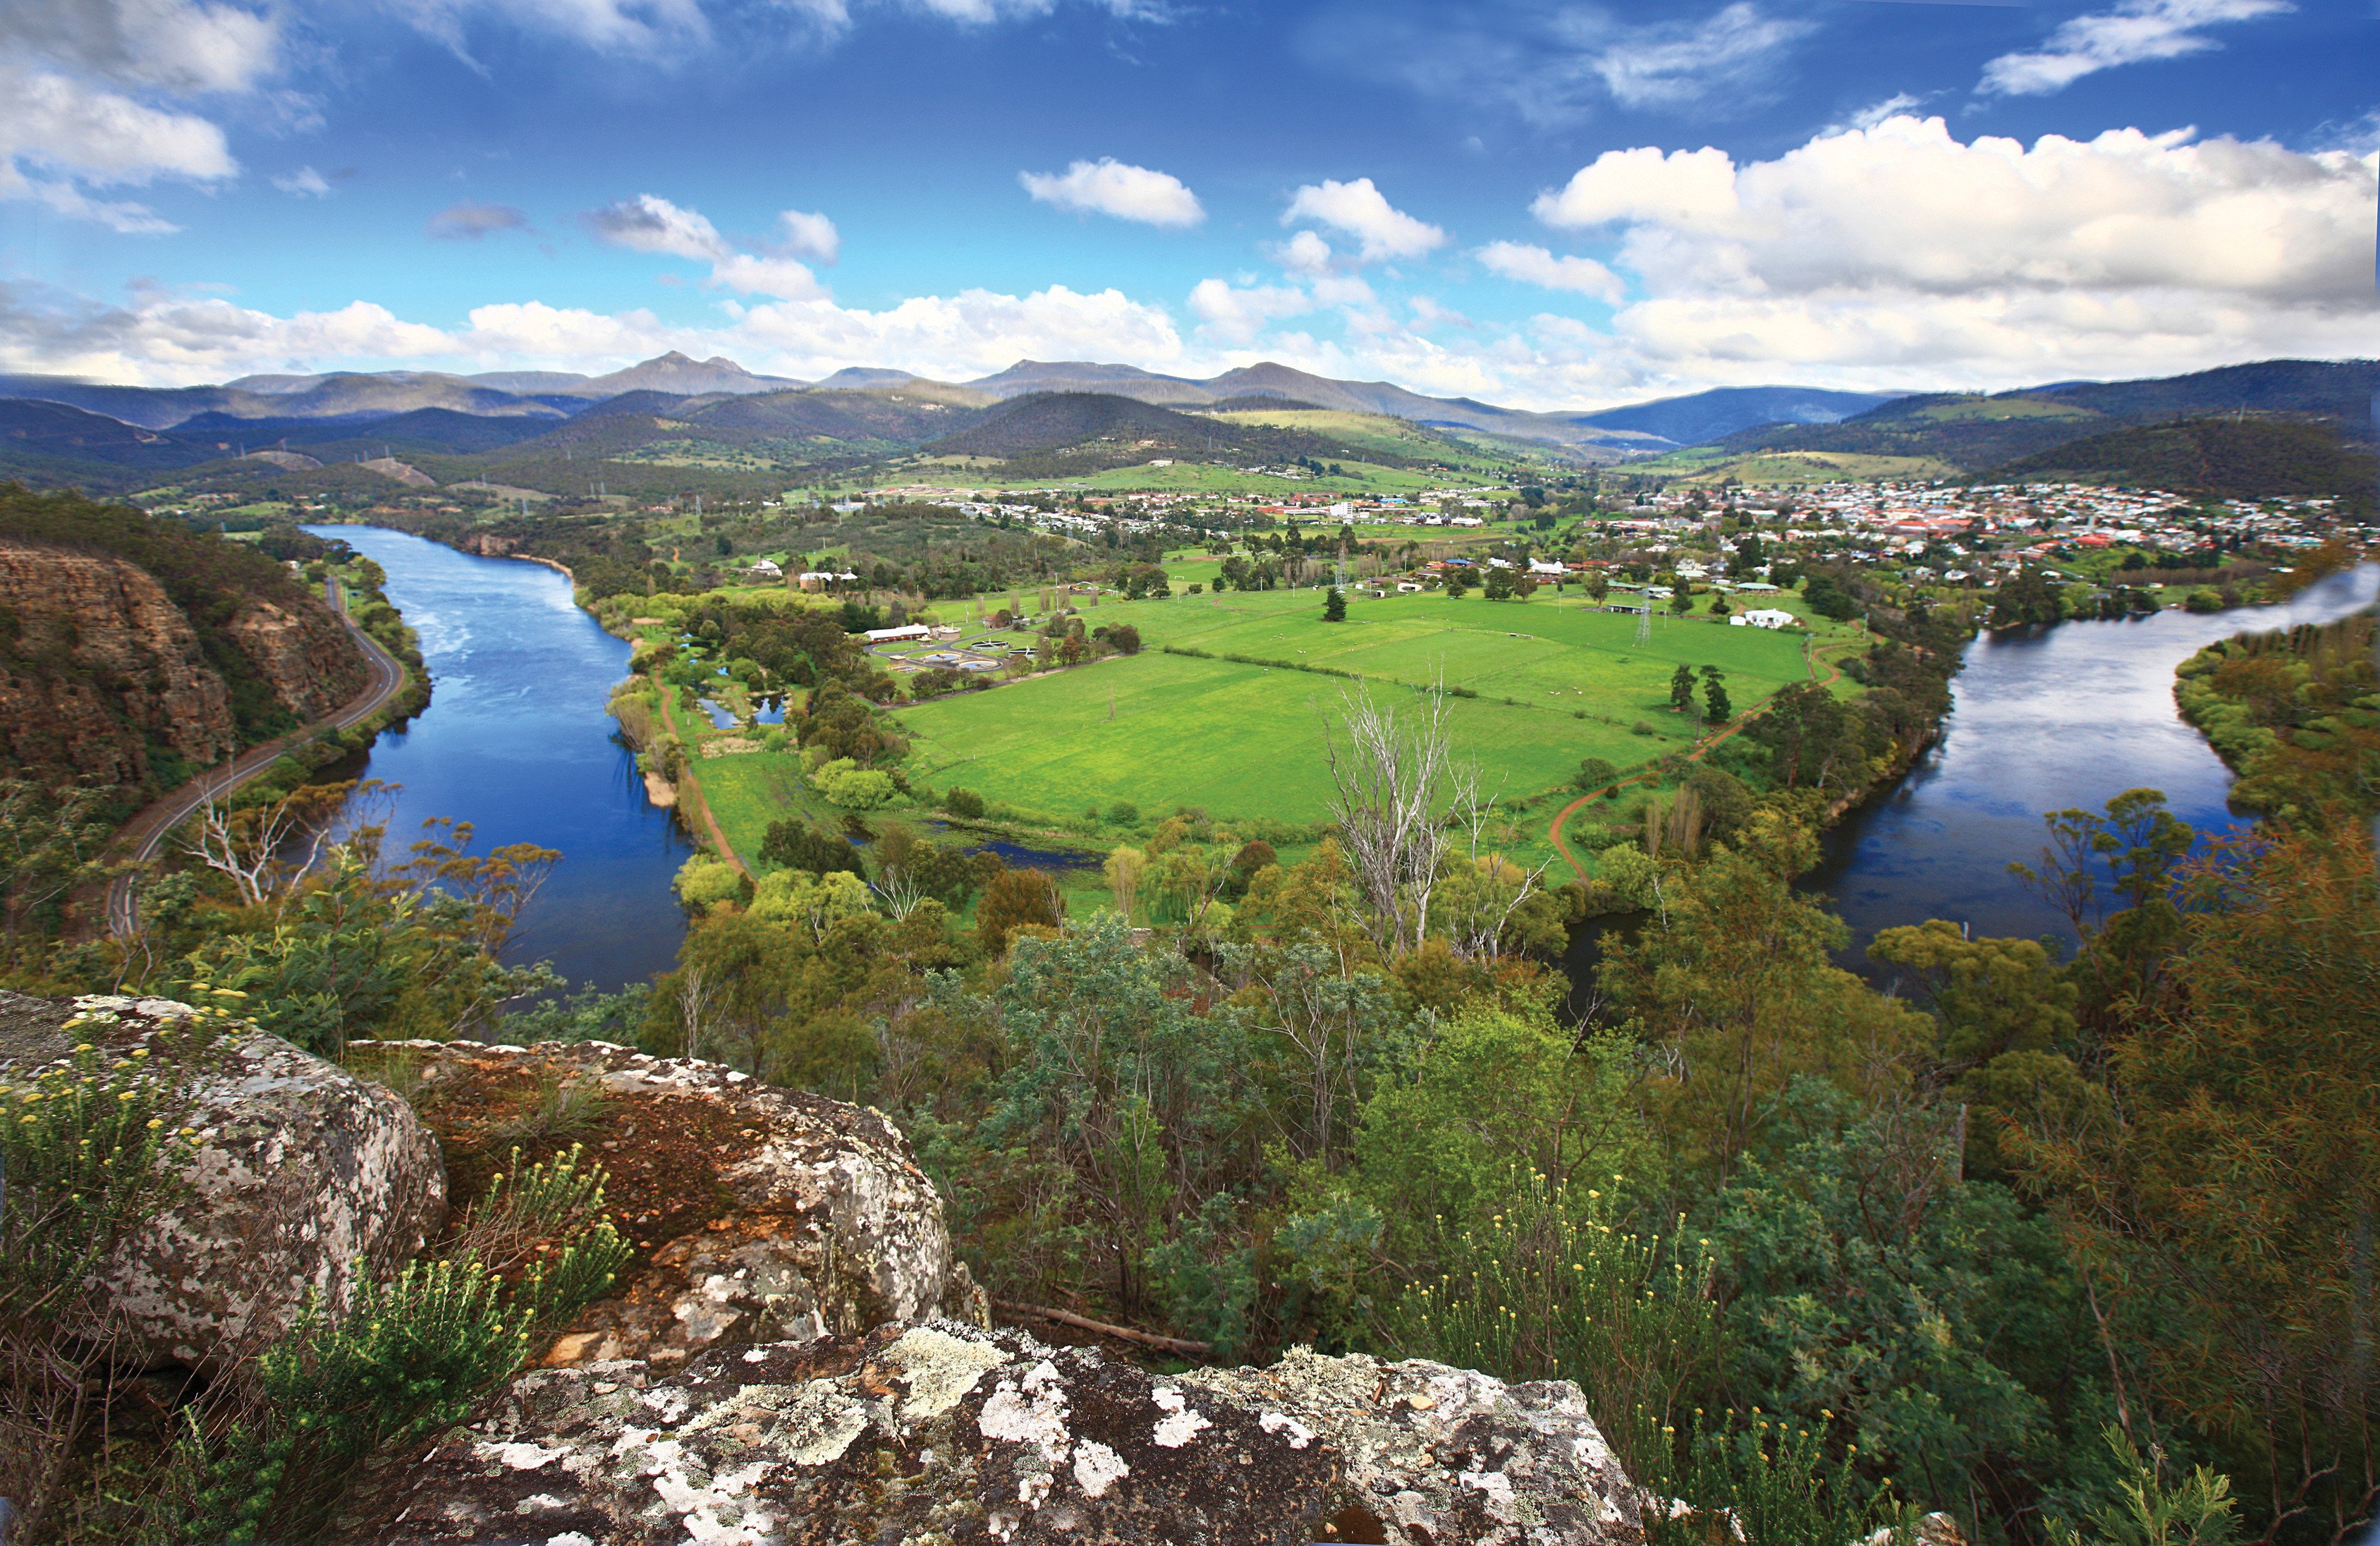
[1322,586,1348,622]
[1321,686,1457,954]
[2009,829,2380,1542]
[1669,587,1694,616]
[759,819,862,877]
[1804,573,1860,623]
[977,865,1064,955]
[1744,681,1864,791]
[1671,662,1699,715]
[1444,571,1472,599]
[1583,571,1610,603]
[1484,566,1515,601]
[1576,756,1620,793]
[1702,667,1732,724]
[1989,566,2067,628]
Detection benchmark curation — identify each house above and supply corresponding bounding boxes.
[1527,559,1566,578]
[797,571,858,590]
[744,558,783,579]
[863,623,933,645]
[1731,609,1800,630]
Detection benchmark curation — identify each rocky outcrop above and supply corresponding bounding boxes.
[0,992,448,1371]
[391,1040,987,1372]
[355,1321,1645,1546]
[0,535,367,794]
[0,540,241,787]
[228,592,370,721]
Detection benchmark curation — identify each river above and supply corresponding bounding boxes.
[325,526,2372,997]
[309,526,692,992]
[1802,562,2379,954]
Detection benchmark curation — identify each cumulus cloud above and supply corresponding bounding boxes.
[273,165,331,197]
[1475,241,1625,303]
[427,199,531,238]
[1,0,279,228]
[1276,229,1335,276]
[774,207,840,263]
[1188,277,1310,342]
[707,252,825,300]
[584,192,728,258]
[1021,157,1203,227]
[0,273,1191,389]
[1982,0,2292,97]
[1282,178,1444,263]
[1504,114,2380,398]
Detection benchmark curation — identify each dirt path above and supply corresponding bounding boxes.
[1546,645,1850,882]
[106,579,409,937]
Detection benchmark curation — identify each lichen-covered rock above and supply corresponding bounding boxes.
[355,1322,1644,1546]
[0,994,446,1371]
[390,1040,987,1370]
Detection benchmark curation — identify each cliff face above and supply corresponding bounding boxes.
[0,534,367,796]
[0,540,243,789]
[228,592,370,722]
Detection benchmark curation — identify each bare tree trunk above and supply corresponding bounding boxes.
[1321,683,1453,953]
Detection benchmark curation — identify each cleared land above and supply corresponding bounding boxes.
[893,588,1814,823]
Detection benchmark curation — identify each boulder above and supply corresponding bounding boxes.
[386,1040,988,1371]
[356,1320,1645,1546]
[0,992,447,1370]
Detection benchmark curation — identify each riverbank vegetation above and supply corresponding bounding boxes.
[2174,607,2379,820]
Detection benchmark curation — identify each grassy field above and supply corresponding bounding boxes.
[886,458,1469,497]
[1621,448,1959,485]
[893,588,1816,825]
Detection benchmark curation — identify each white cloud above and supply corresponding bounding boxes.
[1307,1,1810,128]
[1982,0,2291,97]
[1188,277,1310,343]
[1846,92,1927,132]
[1532,145,1739,229]
[584,192,729,258]
[1,0,281,229]
[1503,114,2380,399]
[774,207,840,263]
[707,252,825,301]
[1311,272,1376,308]
[1282,177,1445,263]
[1587,2,1813,109]
[1276,229,1334,276]
[274,165,330,197]
[1475,241,1625,303]
[393,0,1157,60]
[1021,157,1203,227]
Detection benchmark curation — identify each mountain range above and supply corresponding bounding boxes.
[0,353,1894,453]
[1,353,2371,505]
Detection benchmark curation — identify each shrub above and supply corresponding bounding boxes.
[943,786,987,820]
[671,853,745,911]
[1632,720,1658,736]
[1576,756,1620,792]
[822,767,896,809]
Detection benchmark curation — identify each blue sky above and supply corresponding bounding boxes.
[1,0,2373,406]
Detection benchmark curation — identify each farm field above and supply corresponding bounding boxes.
[893,588,1816,825]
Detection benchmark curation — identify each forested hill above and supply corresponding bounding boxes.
[1986,417,2379,505]
[0,487,369,803]
[922,391,1428,476]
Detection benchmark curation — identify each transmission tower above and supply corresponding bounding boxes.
[1635,602,1652,645]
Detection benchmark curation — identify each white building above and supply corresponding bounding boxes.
[1731,609,1800,630]
[863,623,932,644]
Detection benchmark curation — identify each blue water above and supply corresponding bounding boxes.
[1803,563,2380,951]
[307,526,692,991]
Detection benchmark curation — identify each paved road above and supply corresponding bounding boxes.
[104,577,408,938]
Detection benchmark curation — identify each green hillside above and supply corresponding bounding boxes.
[1986,416,2379,504]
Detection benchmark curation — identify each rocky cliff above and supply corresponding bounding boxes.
[0,488,370,797]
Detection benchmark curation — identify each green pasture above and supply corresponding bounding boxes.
[893,588,1816,825]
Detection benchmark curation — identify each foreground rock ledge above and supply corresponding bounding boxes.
[391,1040,988,1368]
[0,992,446,1371]
[358,1321,1644,1546]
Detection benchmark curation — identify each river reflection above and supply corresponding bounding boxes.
[307,526,692,992]
[1804,564,2377,956]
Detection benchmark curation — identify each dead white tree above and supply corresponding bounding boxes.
[676,965,718,1062]
[1321,682,1454,953]
[182,780,398,908]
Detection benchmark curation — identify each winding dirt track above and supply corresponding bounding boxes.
[1546,643,1848,882]
[104,578,408,938]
